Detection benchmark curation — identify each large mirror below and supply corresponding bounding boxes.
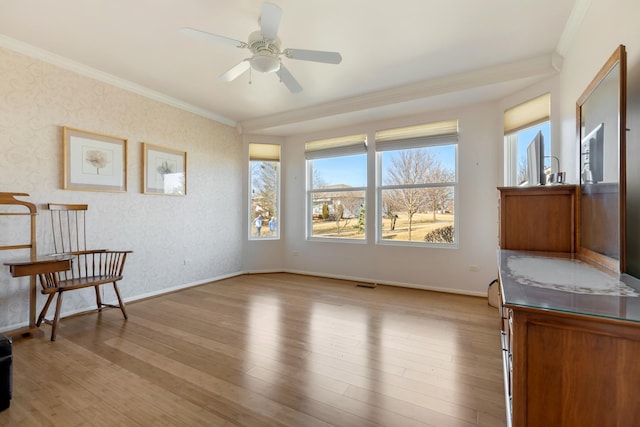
[577,44,627,272]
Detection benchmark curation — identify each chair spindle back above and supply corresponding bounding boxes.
[48,203,90,280]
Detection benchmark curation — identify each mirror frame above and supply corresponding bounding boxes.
[576,44,627,272]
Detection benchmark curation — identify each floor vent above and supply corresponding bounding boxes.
[356,283,376,289]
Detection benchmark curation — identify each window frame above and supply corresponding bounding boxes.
[504,121,551,186]
[249,143,281,241]
[305,134,368,242]
[503,94,551,186]
[375,121,459,248]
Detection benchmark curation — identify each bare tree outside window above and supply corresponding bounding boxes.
[311,189,365,238]
[425,166,455,221]
[517,156,528,186]
[312,167,327,189]
[380,145,456,244]
[251,160,279,238]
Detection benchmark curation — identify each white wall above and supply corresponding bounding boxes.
[279,103,502,295]
[0,46,244,332]
[496,0,640,275]
[555,0,640,184]
[553,0,640,273]
[496,0,640,190]
[244,0,640,295]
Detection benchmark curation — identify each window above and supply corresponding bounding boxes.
[504,94,551,186]
[249,143,280,239]
[376,120,458,246]
[306,134,367,240]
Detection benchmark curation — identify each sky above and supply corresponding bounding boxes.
[312,154,367,188]
[312,145,457,188]
[517,122,551,171]
[312,124,551,189]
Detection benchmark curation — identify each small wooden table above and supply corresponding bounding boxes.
[4,255,72,338]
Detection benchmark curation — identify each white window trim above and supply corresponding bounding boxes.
[504,133,518,186]
[305,156,367,243]
[305,134,368,242]
[375,141,459,248]
[504,94,551,187]
[249,143,280,241]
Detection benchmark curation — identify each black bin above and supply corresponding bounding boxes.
[0,334,11,412]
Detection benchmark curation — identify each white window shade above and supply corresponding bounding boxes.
[375,120,458,151]
[249,143,280,161]
[504,93,550,134]
[305,134,367,159]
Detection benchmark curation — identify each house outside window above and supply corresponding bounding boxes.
[376,120,458,246]
[305,134,367,241]
[504,93,551,186]
[249,143,280,239]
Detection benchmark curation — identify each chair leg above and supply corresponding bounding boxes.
[37,294,56,327]
[112,282,128,320]
[51,292,64,341]
[95,285,103,311]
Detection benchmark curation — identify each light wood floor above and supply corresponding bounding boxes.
[0,273,506,426]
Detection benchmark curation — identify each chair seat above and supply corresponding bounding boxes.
[42,275,123,294]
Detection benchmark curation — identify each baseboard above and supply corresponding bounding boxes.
[0,321,29,335]
[245,268,284,275]
[123,271,245,303]
[282,268,486,297]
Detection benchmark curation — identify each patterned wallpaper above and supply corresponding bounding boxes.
[0,46,243,332]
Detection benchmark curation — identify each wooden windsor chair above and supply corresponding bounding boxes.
[36,203,132,340]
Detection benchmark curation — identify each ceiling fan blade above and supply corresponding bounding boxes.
[260,2,282,41]
[219,60,250,82]
[180,27,247,48]
[276,64,302,93]
[283,48,342,64]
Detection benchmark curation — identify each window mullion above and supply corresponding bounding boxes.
[380,182,455,191]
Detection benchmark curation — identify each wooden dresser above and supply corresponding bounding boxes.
[498,250,640,426]
[498,185,577,252]
[497,185,640,426]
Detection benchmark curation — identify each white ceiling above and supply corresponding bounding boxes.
[0,0,580,136]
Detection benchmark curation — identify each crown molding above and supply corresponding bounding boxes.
[555,0,591,56]
[0,34,237,128]
[0,30,571,137]
[239,53,561,134]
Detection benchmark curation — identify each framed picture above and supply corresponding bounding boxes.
[142,143,187,196]
[63,127,128,192]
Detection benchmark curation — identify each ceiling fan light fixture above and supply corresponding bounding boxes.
[250,53,280,73]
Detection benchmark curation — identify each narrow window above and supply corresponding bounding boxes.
[305,134,367,241]
[249,143,280,239]
[504,94,551,186]
[376,120,458,246]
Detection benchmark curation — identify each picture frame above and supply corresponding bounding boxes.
[142,143,187,196]
[63,127,128,192]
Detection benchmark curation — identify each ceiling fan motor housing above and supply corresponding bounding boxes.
[248,30,281,73]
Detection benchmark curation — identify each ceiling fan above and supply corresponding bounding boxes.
[181,2,342,93]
